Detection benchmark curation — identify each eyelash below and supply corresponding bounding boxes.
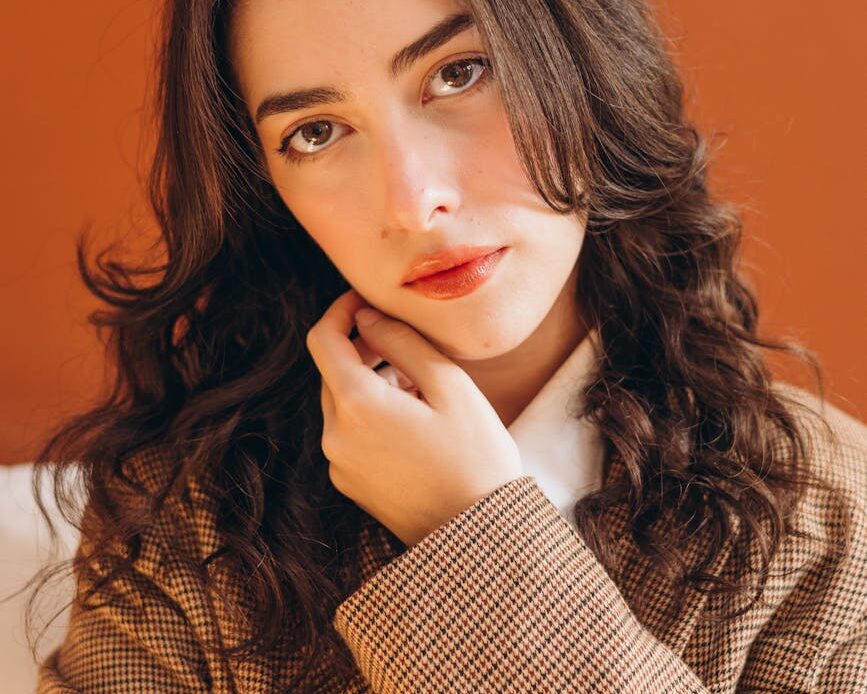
[274,55,494,165]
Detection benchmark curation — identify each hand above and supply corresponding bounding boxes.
[306,288,524,547]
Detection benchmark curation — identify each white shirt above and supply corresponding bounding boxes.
[506,327,604,533]
[377,327,604,534]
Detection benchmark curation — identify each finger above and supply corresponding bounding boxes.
[320,377,336,423]
[390,365,417,390]
[352,334,384,369]
[306,288,374,398]
[354,308,463,409]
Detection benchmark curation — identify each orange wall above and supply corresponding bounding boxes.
[2,2,864,464]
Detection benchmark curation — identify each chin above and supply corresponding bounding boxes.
[423,321,537,362]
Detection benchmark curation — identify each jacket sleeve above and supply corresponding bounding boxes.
[332,475,710,693]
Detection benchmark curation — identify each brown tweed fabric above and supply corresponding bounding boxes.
[37,384,867,692]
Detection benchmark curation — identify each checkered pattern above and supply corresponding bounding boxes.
[37,384,867,692]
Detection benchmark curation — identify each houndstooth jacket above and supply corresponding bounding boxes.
[37,384,867,692]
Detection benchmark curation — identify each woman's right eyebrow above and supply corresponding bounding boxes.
[253,12,475,125]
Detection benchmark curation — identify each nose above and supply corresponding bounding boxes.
[376,117,462,235]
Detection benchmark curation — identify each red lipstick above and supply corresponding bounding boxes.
[403,246,508,300]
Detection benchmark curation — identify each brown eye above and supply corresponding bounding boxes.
[298,121,332,148]
[427,57,491,98]
[441,60,475,89]
[276,55,493,163]
[281,120,349,158]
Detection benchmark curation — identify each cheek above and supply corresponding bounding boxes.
[454,104,536,207]
[273,176,379,282]
[273,171,362,247]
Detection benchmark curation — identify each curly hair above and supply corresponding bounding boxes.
[25,0,844,688]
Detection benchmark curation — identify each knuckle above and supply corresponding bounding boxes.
[305,326,319,352]
[320,432,339,461]
[339,388,367,417]
[378,321,405,343]
[373,324,411,356]
[327,462,343,492]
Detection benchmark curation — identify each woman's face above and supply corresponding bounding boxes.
[230,0,587,360]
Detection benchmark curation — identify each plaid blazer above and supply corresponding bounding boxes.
[37,384,867,692]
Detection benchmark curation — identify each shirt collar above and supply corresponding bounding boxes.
[375,326,604,533]
[507,326,604,532]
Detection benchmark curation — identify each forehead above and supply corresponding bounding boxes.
[230,0,470,97]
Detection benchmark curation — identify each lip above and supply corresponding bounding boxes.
[404,246,509,300]
[402,244,506,284]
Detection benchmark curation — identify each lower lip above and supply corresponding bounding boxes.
[404,247,509,300]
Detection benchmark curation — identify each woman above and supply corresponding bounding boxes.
[30,0,866,691]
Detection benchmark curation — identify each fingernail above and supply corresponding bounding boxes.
[355,307,383,326]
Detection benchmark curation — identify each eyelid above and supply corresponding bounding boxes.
[275,52,492,163]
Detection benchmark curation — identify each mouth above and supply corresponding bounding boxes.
[401,244,507,285]
[403,246,509,300]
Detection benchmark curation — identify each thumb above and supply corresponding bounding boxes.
[354,307,463,409]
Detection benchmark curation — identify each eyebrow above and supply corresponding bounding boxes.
[254,12,475,125]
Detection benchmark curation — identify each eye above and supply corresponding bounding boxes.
[425,56,492,101]
[275,55,494,164]
[277,120,350,161]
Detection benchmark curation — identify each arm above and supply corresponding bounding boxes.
[35,492,250,693]
[334,474,867,693]
[332,475,710,693]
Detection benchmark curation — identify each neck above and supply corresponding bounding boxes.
[451,265,587,429]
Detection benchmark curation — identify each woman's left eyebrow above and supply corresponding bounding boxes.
[254,12,475,125]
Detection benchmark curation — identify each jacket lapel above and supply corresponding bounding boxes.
[597,455,740,658]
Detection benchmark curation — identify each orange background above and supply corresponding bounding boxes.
[1,2,864,464]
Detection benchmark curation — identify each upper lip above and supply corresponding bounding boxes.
[402,244,506,284]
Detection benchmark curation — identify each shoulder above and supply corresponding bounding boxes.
[69,441,251,656]
[764,381,866,576]
[771,380,866,505]
[78,441,222,564]
[705,383,867,692]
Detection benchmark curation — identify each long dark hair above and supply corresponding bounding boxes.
[26,0,843,687]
